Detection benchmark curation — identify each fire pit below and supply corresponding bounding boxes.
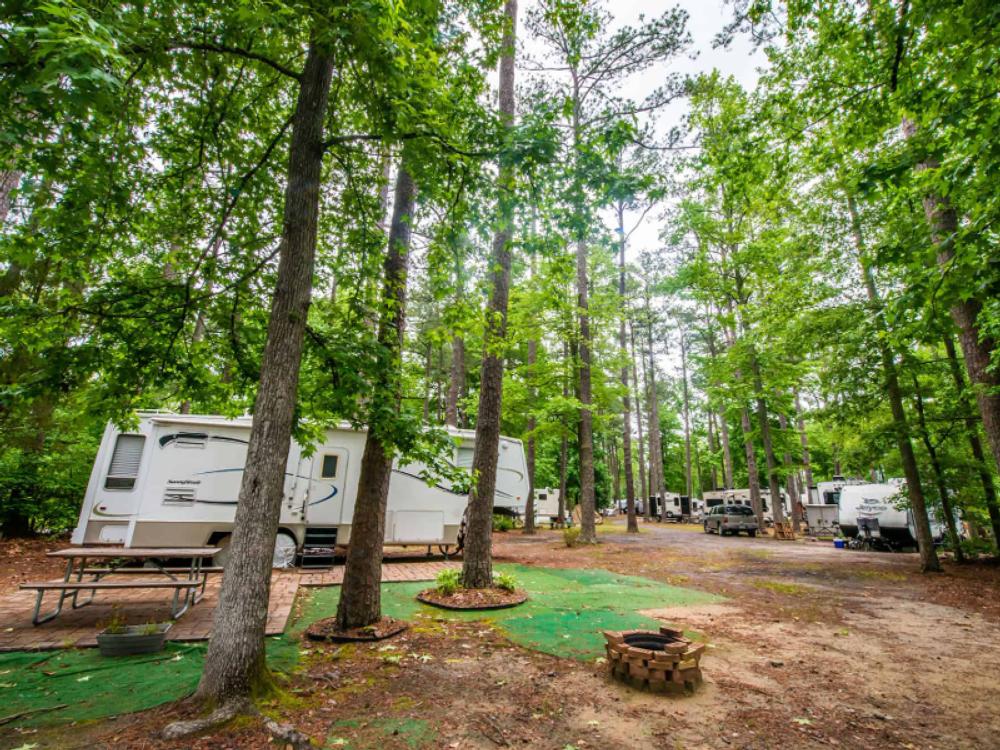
[603,627,705,694]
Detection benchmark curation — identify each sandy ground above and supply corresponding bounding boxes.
[5,520,1000,749]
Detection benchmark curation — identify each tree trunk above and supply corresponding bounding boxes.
[422,340,433,421]
[630,320,648,518]
[944,334,1000,544]
[445,240,468,428]
[705,328,734,489]
[707,410,719,491]
[910,370,965,562]
[795,392,814,501]
[680,330,693,501]
[445,336,465,427]
[609,434,621,504]
[616,206,638,533]
[639,325,655,521]
[847,191,940,572]
[778,411,801,532]
[462,0,518,588]
[558,428,569,527]
[904,119,1000,484]
[0,169,20,224]
[575,233,598,542]
[750,352,785,525]
[645,314,666,519]
[523,335,537,534]
[195,44,334,706]
[739,407,765,530]
[719,411,734,490]
[336,162,417,629]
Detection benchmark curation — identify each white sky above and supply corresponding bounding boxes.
[593,0,767,258]
[514,1,768,385]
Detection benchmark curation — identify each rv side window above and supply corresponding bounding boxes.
[538,493,547,500]
[320,455,339,479]
[105,434,146,490]
[456,447,475,468]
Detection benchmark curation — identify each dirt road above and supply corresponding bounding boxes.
[491,520,1000,748]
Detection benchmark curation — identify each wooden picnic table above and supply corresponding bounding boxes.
[20,546,220,626]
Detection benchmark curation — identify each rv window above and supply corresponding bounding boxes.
[105,434,146,490]
[538,493,547,500]
[456,447,475,468]
[320,455,339,479]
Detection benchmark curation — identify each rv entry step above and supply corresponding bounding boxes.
[299,526,338,569]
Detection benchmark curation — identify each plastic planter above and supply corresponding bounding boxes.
[96,622,172,656]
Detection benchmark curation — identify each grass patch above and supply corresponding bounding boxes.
[294,564,720,661]
[856,569,907,582]
[751,579,815,596]
[0,636,297,729]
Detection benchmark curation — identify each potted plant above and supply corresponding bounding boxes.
[97,609,172,656]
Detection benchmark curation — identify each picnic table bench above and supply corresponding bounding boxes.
[20,546,220,626]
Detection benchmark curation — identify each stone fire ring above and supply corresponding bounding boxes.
[603,627,705,694]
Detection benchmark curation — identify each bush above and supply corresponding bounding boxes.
[958,535,997,558]
[563,526,581,548]
[435,568,462,596]
[494,571,518,593]
[492,513,515,532]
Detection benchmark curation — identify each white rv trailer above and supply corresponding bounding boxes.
[532,488,567,526]
[837,482,947,548]
[659,493,703,521]
[803,477,865,535]
[71,413,529,564]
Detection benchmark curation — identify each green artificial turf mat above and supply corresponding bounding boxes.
[0,636,297,729]
[326,717,436,749]
[294,564,721,660]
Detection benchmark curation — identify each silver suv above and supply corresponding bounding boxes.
[703,504,758,537]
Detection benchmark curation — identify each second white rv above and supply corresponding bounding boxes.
[837,482,947,548]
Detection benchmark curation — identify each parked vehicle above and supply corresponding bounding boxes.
[703,504,758,537]
[72,413,530,566]
[702,488,788,525]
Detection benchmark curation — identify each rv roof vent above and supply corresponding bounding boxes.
[163,487,196,505]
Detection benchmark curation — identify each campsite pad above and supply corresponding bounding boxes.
[294,564,721,660]
[0,636,297,729]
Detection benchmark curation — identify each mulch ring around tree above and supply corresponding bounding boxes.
[416,587,528,610]
[305,615,408,642]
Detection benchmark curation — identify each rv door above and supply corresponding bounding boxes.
[304,449,347,525]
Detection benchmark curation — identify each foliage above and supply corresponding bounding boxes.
[491,513,515,533]
[562,526,581,548]
[493,571,518,593]
[434,568,462,597]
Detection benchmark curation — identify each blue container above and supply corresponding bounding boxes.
[833,539,845,549]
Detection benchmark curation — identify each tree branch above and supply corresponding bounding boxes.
[164,42,301,81]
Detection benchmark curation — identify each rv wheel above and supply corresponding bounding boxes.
[212,532,299,569]
[273,532,298,569]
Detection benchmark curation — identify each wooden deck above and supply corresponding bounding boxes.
[0,560,457,651]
